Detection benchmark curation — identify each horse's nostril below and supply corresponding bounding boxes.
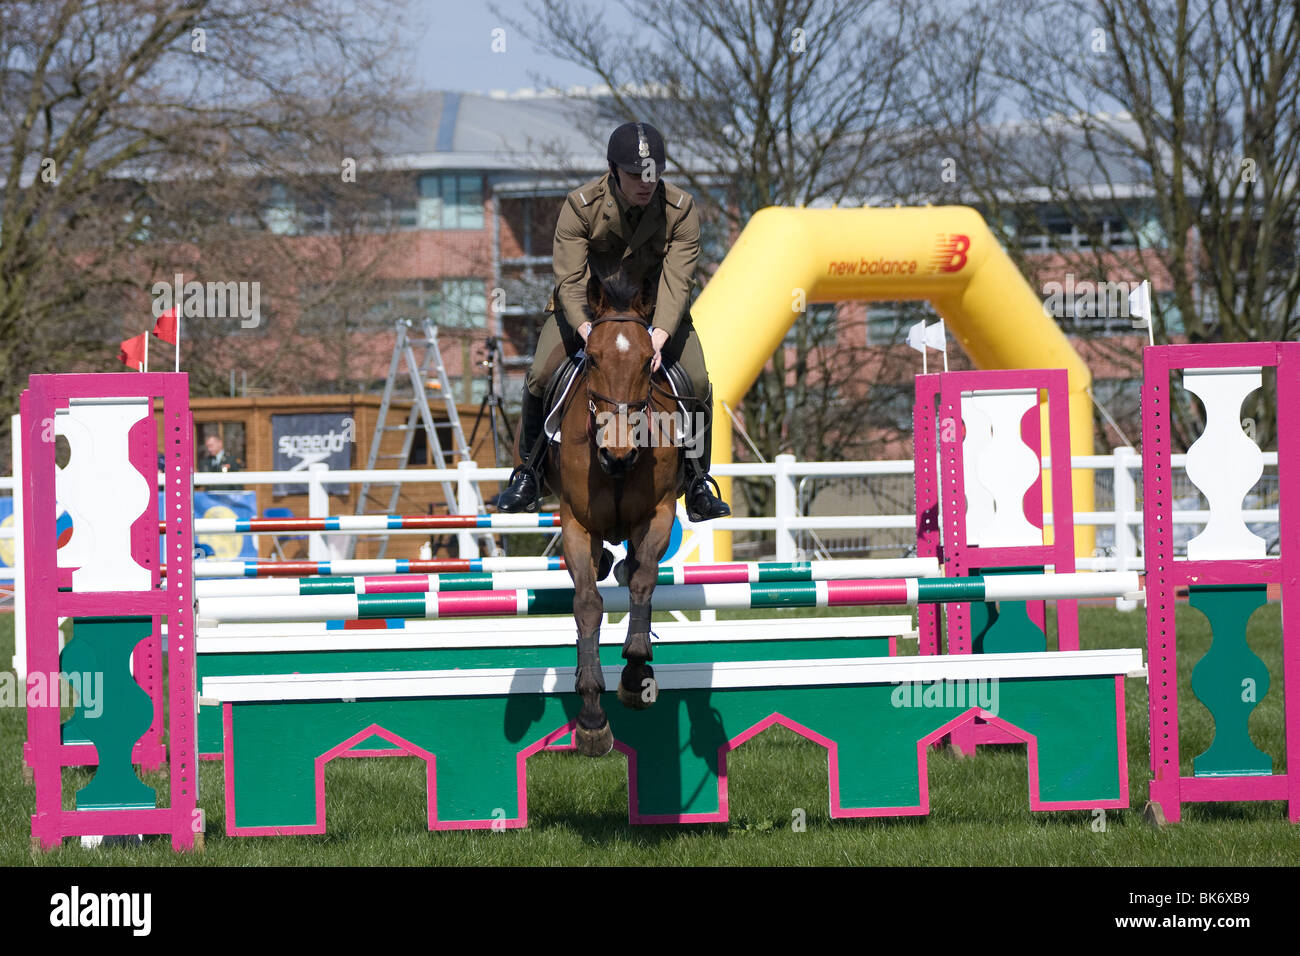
[597,446,637,475]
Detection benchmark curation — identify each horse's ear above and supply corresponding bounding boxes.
[644,280,661,321]
[585,275,605,317]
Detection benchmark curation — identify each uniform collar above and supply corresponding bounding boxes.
[608,174,665,251]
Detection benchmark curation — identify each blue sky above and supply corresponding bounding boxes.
[410,0,624,94]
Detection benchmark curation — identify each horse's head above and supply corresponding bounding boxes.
[584,273,656,476]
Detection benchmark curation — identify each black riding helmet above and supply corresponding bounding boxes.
[607,122,665,182]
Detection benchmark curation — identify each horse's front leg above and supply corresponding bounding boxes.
[562,516,613,757]
[618,499,676,710]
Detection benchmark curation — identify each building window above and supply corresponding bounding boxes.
[1015,207,1140,252]
[1156,291,1184,335]
[418,173,484,230]
[355,279,488,331]
[445,376,490,405]
[866,301,931,345]
[431,279,487,329]
[784,304,838,347]
[265,182,297,235]
[867,384,918,431]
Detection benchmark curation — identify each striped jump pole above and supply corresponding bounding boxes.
[193,557,942,598]
[175,513,561,535]
[182,556,567,579]
[198,571,1143,624]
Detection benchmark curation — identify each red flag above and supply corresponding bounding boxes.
[153,306,178,344]
[118,332,148,370]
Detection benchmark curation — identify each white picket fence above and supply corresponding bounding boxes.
[0,448,1283,578]
[1,440,1284,679]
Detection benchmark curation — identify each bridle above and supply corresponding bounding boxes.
[576,312,706,454]
[584,315,655,423]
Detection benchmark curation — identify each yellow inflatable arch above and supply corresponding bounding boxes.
[692,205,1094,560]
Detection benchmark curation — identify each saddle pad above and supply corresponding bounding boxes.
[542,356,583,443]
[663,363,694,444]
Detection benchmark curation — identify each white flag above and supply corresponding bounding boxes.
[1128,279,1154,346]
[1128,280,1151,327]
[906,319,927,353]
[924,319,946,351]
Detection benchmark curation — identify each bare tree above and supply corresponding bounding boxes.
[916,0,1300,449]
[169,163,434,398]
[0,0,410,465]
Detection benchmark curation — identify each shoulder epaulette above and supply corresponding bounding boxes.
[664,183,690,209]
[573,176,606,208]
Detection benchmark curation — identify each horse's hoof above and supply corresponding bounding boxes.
[618,676,658,710]
[574,721,614,757]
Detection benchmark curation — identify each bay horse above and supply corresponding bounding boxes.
[542,273,688,757]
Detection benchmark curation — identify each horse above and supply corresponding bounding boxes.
[538,273,690,757]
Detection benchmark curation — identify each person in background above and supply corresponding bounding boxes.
[200,434,243,473]
[199,433,245,492]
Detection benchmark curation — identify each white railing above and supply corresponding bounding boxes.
[2,446,1285,676]
[0,448,1283,574]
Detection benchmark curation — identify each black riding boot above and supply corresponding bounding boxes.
[685,402,731,522]
[497,391,546,513]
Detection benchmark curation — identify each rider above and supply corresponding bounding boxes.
[496,121,731,522]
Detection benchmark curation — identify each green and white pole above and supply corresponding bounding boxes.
[193,557,941,599]
[197,571,1142,624]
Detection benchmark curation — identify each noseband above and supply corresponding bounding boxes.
[585,315,653,421]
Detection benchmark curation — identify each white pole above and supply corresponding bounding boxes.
[774,453,797,562]
[307,464,328,561]
[1114,446,1140,611]
[456,459,479,558]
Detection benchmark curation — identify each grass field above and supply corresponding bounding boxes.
[2,604,1297,867]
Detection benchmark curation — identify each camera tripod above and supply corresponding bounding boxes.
[464,336,523,555]
[467,335,516,467]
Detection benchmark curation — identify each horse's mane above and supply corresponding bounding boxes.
[585,272,656,322]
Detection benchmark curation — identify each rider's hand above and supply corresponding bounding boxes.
[650,327,670,372]
[579,321,593,343]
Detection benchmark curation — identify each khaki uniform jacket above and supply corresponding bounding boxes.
[547,172,700,338]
